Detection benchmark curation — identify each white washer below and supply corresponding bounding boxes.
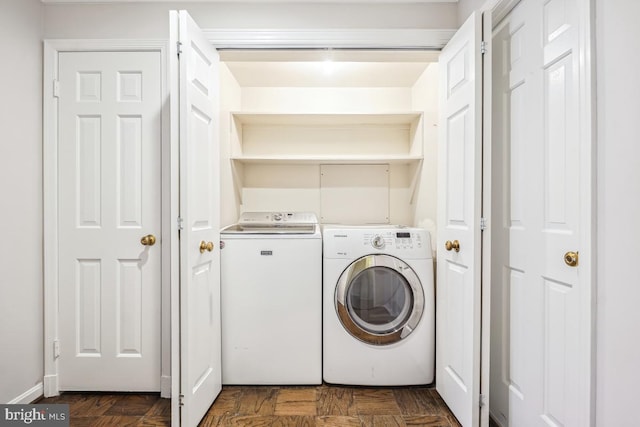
[220,212,322,385]
[323,225,435,386]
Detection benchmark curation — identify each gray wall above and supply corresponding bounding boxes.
[0,0,44,404]
[457,0,484,25]
[43,2,458,39]
[595,0,640,424]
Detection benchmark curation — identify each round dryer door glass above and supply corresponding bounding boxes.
[335,254,425,346]
[347,267,412,334]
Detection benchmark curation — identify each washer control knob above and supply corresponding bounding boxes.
[273,213,283,221]
[372,235,385,249]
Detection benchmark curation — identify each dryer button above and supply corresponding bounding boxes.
[372,235,385,249]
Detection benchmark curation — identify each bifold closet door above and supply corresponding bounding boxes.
[171,9,222,427]
[436,11,483,427]
[491,0,591,425]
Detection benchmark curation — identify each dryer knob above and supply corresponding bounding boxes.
[372,235,385,249]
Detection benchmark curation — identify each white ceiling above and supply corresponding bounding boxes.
[221,50,438,87]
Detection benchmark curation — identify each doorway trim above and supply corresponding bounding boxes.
[203,28,456,49]
[43,39,173,398]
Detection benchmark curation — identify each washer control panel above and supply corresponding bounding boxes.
[238,211,318,225]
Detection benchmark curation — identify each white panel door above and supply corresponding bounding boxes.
[436,12,482,427]
[491,0,590,425]
[171,10,222,427]
[58,51,161,391]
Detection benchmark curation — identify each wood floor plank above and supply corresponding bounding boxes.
[236,387,279,416]
[393,387,442,415]
[316,386,357,416]
[137,415,172,426]
[208,386,243,416]
[199,414,231,427]
[68,394,120,417]
[445,413,462,427]
[103,394,158,416]
[353,388,401,415]
[360,414,406,426]
[204,415,274,426]
[403,415,453,426]
[147,397,171,417]
[71,415,142,426]
[271,415,316,426]
[425,390,461,426]
[316,415,363,426]
[274,388,317,416]
[40,393,85,406]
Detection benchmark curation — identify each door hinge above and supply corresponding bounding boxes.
[176,41,183,57]
[480,217,488,231]
[479,393,486,408]
[53,340,60,359]
[179,395,185,407]
[177,216,184,231]
[53,80,60,98]
[480,41,487,55]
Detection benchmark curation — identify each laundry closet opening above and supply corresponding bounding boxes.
[216,49,440,239]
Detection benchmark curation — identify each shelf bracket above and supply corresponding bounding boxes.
[409,159,424,205]
[231,159,244,206]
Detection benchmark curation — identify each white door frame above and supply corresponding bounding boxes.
[43,39,173,398]
[479,0,596,426]
[203,28,456,49]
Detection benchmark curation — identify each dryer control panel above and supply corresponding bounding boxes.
[323,226,433,260]
[365,230,423,251]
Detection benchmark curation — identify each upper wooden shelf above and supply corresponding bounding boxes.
[231,112,423,126]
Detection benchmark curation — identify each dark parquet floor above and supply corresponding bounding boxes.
[39,384,461,426]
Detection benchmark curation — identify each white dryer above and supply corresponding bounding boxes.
[323,225,434,386]
[221,212,322,385]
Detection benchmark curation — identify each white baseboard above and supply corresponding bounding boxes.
[43,374,59,398]
[8,383,43,404]
[160,375,171,398]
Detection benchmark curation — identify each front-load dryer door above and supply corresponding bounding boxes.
[335,254,424,346]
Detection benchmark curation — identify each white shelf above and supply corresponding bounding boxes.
[230,155,423,165]
[230,112,424,163]
[231,112,423,126]
[229,111,425,205]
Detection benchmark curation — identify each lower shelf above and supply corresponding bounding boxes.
[230,155,423,165]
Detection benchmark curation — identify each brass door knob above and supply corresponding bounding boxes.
[445,240,460,252]
[564,251,579,267]
[200,241,214,253]
[141,234,156,246]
